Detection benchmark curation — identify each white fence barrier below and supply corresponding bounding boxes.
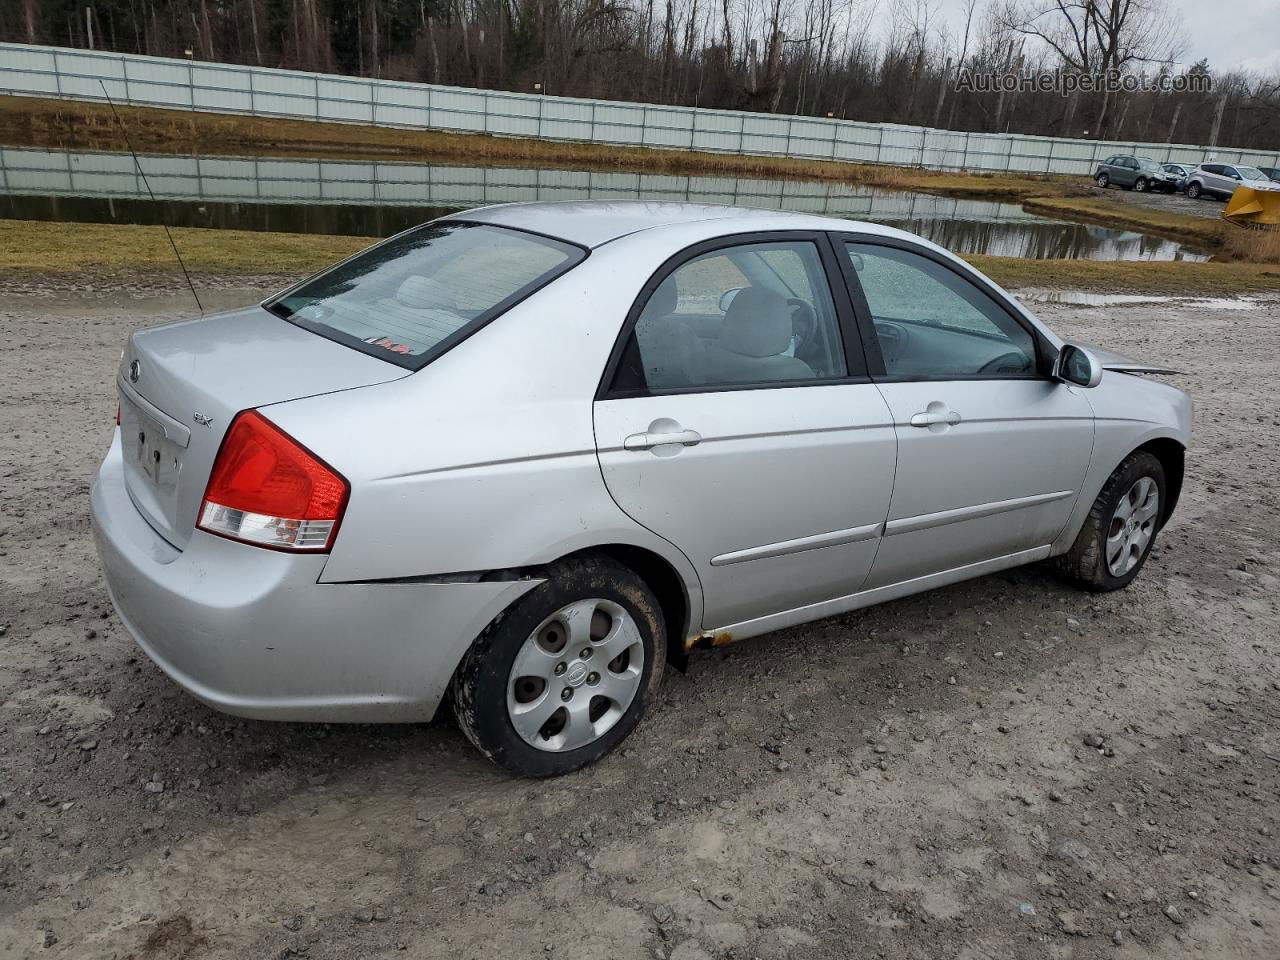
[2,42,1277,176]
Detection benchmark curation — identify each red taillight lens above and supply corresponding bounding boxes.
[197,410,349,552]
[115,402,121,426]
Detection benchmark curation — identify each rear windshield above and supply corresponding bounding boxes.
[266,222,584,370]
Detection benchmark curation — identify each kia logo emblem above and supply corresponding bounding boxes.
[128,360,141,383]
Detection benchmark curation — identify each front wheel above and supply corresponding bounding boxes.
[1134,177,1149,192]
[1058,451,1166,591]
[451,556,664,777]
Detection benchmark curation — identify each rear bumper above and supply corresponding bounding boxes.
[90,431,539,722]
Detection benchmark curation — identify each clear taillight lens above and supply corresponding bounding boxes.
[197,410,348,552]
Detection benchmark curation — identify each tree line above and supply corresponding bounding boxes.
[4,0,1278,151]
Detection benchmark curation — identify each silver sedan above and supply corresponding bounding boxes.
[91,202,1191,776]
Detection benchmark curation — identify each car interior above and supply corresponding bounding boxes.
[625,242,847,391]
[620,240,1040,392]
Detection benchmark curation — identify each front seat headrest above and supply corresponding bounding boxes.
[643,276,679,319]
[396,275,458,311]
[720,287,792,358]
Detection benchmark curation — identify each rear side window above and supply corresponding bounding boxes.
[608,240,849,394]
[267,222,584,370]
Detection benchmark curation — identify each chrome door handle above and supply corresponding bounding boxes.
[623,428,703,451]
[909,410,961,427]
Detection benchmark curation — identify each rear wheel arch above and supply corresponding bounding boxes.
[562,544,694,667]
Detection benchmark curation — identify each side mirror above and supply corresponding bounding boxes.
[1055,343,1103,388]
[718,287,744,313]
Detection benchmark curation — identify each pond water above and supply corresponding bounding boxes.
[0,147,1209,262]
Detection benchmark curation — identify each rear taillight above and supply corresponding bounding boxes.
[197,410,348,552]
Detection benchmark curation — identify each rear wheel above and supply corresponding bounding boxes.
[1095,173,1110,188]
[1058,451,1165,591]
[1134,177,1149,192]
[451,556,664,777]
[1187,181,1202,199]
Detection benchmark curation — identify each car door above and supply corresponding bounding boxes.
[833,237,1095,590]
[1110,157,1133,186]
[1201,164,1226,195]
[593,234,897,630]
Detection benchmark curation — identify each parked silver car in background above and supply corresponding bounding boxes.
[92,202,1191,776]
[1185,162,1279,199]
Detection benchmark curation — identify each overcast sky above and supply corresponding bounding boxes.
[920,0,1280,76]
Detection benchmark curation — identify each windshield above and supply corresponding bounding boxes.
[1236,166,1266,180]
[267,222,585,370]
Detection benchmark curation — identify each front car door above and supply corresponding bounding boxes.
[833,237,1095,589]
[593,234,897,631]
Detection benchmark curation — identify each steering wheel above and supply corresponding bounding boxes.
[787,299,815,351]
[978,351,1032,375]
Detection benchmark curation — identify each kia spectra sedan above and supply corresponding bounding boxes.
[92,202,1191,777]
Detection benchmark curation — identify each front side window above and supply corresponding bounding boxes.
[843,243,1038,379]
[609,240,848,393]
[267,222,583,370]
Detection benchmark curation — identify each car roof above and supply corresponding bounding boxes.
[450,200,900,249]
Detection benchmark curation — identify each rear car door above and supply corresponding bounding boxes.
[1200,164,1226,194]
[833,237,1094,589]
[593,234,897,630]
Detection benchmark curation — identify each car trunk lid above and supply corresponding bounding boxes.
[117,304,408,550]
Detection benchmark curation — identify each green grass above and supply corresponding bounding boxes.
[0,218,367,274]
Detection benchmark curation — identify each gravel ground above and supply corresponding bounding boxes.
[2,276,1279,960]
[1095,185,1225,222]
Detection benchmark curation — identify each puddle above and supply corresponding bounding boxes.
[0,146,1211,263]
[1018,290,1276,310]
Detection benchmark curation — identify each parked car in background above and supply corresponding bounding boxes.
[1162,163,1193,192]
[1094,155,1179,192]
[1185,163,1278,199]
[91,202,1191,776]
[1258,166,1280,182]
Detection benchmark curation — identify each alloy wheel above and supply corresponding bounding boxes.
[506,599,645,752]
[1106,476,1159,577]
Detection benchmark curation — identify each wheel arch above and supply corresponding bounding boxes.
[1135,436,1185,529]
[558,543,697,669]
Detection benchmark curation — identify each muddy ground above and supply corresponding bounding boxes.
[1,273,1278,960]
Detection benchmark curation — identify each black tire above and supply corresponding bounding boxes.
[1187,181,1202,199]
[1095,173,1109,188]
[1134,177,1148,192]
[1057,451,1166,592]
[450,555,665,777]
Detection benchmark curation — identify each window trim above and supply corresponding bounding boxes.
[595,230,872,401]
[829,232,1054,383]
[262,220,589,373]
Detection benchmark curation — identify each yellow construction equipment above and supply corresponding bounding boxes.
[1222,185,1280,227]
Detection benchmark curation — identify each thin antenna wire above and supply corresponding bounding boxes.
[98,80,203,313]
